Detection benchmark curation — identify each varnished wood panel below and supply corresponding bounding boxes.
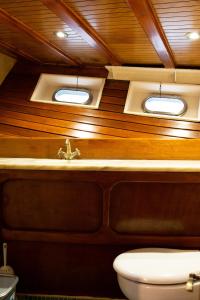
[0,40,41,63]
[8,241,123,297]
[126,0,175,68]
[152,0,200,67]
[0,63,173,139]
[41,0,121,65]
[0,123,61,137]
[2,179,102,232]
[1,62,200,139]
[64,0,161,65]
[0,0,108,65]
[0,7,80,65]
[0,22,70,65]
[2,169,200,297]
[110,182,200,235]
[2,137,200,160]
[0,0,200,67]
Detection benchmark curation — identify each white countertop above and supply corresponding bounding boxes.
[1,158,200,172]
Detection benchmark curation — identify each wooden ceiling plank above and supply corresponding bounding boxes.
[126,0,175,68]
[41,0,121,65]
[0,40,41,63]
[0,7,80,66]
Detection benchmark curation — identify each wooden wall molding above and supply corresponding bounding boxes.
[2,169,200,247]
[126,0,175,68]
[2,138,200,160]
[0,40,41,63]
[11,61,108,77]
[0,8,80,66]
[41,0,121,65]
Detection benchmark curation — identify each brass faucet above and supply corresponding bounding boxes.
[57,138,80,160]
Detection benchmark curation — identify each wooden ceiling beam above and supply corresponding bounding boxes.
[0,40,42,63]
[0,8,80,66]
[126,0,175,68]
[41,0,121,65]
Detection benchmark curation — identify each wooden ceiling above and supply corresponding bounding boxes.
[0,0,199,68]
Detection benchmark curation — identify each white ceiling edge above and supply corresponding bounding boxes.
[106,66,200,85]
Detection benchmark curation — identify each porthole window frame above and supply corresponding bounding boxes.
[142,95,187,117]
[52,87,93,105]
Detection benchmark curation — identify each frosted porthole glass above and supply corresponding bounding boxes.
[53,88,92,105]
[143,96,187,116]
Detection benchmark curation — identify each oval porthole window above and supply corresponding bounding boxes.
[143,96,187,116]
[53,88,92,105]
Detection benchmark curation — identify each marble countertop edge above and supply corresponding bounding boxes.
[1,158,200,172]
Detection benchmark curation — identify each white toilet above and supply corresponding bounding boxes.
[113,248,200,300]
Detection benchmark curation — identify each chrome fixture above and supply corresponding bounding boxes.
[57,138,80,160]
[186,273,200,291]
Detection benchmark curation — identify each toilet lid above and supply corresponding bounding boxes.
[113,248,200,284]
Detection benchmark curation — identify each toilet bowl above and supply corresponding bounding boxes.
[113,248,200,300]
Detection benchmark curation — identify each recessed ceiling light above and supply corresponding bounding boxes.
[186,32,200,40]
[54,31,68,39]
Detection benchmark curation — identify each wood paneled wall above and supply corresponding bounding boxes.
[1,62,200,138]
[2,137,200,159]
[1,169,200,296]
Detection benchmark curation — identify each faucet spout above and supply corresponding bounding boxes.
[57,139,80,160]
[66,138,71,156]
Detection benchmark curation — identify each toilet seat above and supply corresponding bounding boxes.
[113,248,200,285]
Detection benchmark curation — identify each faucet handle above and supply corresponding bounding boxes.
[75,148,81,157]
[57,147,62,157]
[57,148,65,159]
